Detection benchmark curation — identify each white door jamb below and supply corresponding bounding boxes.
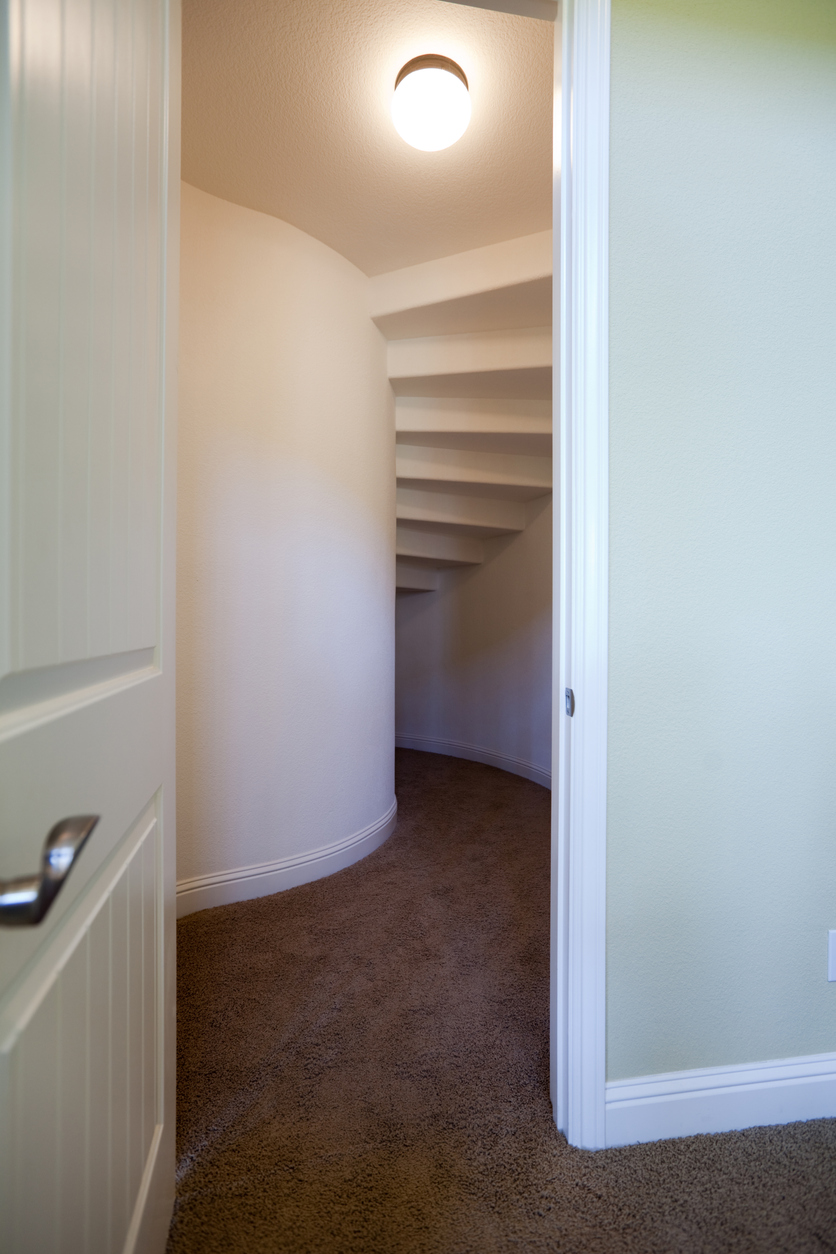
[551,0,611,1152]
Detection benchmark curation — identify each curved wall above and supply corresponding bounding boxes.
[177,183,395,916]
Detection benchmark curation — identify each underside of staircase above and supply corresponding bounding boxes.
[369,232,553,593]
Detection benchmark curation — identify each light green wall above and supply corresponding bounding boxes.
[607,0,836,1080]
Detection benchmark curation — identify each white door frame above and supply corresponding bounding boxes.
[551,0,611,1151]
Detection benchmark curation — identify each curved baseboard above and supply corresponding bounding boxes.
[176,797,398,919]
[395,734,551,789]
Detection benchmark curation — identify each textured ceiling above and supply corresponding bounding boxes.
[182,0,554,276]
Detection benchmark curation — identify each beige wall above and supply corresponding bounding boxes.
[177,183,395,902]
[607,0,836,1079]
[396,497,551,785]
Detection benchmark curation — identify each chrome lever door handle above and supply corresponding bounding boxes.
[0,815,99,926]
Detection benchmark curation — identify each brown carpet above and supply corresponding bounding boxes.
[169,749,836,1253]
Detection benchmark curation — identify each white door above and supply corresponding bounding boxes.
[0,0,179,1251]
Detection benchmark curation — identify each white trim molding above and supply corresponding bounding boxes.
[175,798,398,918]
[552,0,611,1150]
[395,734,551,789]
[605,1053,836,1148]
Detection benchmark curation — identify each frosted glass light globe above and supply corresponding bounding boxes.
[391,57,471,152]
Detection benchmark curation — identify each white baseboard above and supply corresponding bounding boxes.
[395,734,551,789]
[176,798,398,918]
[605,1051,836,1147]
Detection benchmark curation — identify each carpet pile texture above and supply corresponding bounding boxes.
[168,749,836,1253]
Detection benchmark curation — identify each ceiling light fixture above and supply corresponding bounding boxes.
[391,55,471,152]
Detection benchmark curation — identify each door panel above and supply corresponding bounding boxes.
[0,0,178,1248]
[9,0,164,674]
[1,810,162,1254]
[0,674,165,992]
